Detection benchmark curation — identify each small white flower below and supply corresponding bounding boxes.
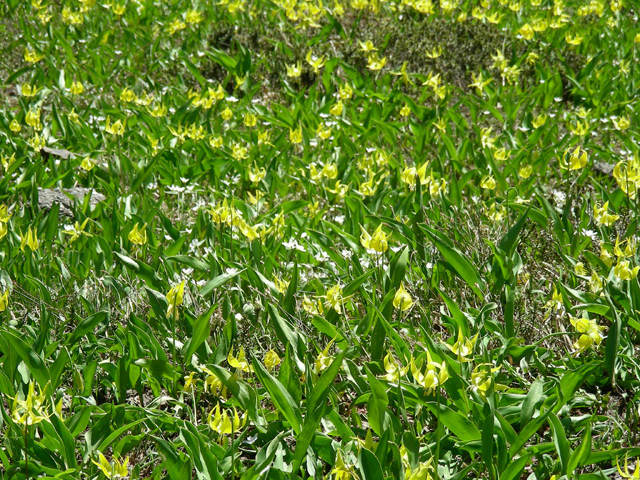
[225,267,239,275]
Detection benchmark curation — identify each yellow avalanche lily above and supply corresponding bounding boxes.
[393,282,413,311]
[92,452,129,478]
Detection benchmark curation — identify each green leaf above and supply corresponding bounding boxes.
[549,412,571,475]
[365,368,389,436]
[252,359,302,434]
[568,422,592,475]
[67,310,109,346]
[421,225,485,299]
[358,447,384,480]
[200,269,245,296]
[0,330,51,387]
[183,305,213,362]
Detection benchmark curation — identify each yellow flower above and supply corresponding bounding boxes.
[0,289,9,312]
[166,280,185,318]
[410,351,449,393]
[185,8,203,23]
[286,62,303,78]
[264,350,281,370]
[565,32,583,45]
[570,315,605,352]
[360,224,389,253]
[221,106,233,121]
[306,50,326,73]
[208,404,245,435]
[331,451,356,479]
[21,84,41,97]
[574,262,588,275]
[359,40,377,53]
[302,295,324,315]
[274,276,290,294]
[92,452,129,478]
[518,23,534,40]
[0,205,13,223]
[560,146,588,170]
[20,227,39,252]
[105,117,125,136]
[24,47,44,63]
[339,83,353,100]
[80,157,98,171]
[471,364,508,398]
[228,347,252,372]
[381,352,409,382]
[494,148,510,161]
[614,260,640,281]
[314,339,335,374]
[183,372,196,393]
[532,113,547,129]
[148,103,167,118]
[202,367,227,397]
[25,108,42,130]
[617,454,640,479]
[289,127,303,144]
[613,116,631,131]
[400,104,411,117]
[248,163,266,183]
[593,201,619,226]
[366,53,387,71]
[62,219,92,243]
[480,175,496,190]
[0,222,7,240]
[128,223,147,245]
[324,284,344,314]
[330,101,343,116]
[445,330,478,361]
[393,282,413,311]
[119,87,136,103]
[243,112,257,127]
[10,119,21,133]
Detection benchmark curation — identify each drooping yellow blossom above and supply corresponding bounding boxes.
[11,381,49,427]
[617,454,640,479]
[274,276,290,294]
[594,201,619,226]
[0,289,9,312]
[381,352,409,382]
[21,227,39,252]
[393,282,413,311]
[248,163,266,183]
[264,350,281,370]
[228,347,252,372]
[570,315,605,352]
[471,364,508,398]
[444,330,478,361]
[92,452,130,478]
[166,280,185,318]
[314,339,335,374]
[306,50,326,73]
[128,223,147,245]
[480,175,496,190]
[410,350,449,393]
[302,295,324,315]
[560,146,588,170]
[360,224,389,253]
[290,127,303,144]
[105,116,125,136]
[286,62,303,78]
[614,261,640,281]
[208,403,245,435]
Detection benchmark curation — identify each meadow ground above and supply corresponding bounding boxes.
[0,0,640,479]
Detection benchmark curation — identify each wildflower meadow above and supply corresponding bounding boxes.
[0,0,640,478]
